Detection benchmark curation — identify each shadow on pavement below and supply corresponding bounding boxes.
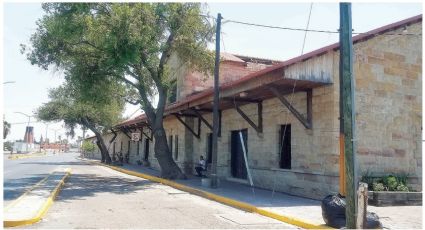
[19,161,91,166]
[3,174,51,202]
[55,173,155,202]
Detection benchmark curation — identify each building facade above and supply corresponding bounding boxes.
[88,15,422,200]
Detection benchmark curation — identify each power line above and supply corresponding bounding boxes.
[223,18,421,36]
[301,3,314,54]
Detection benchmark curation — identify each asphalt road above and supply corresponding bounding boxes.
[3,152,80,207]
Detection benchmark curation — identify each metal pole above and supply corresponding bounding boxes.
[211,13,222,188]
[339,3,357,229]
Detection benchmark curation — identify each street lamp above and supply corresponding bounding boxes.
[14,112,34,153]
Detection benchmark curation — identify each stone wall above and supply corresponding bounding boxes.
[91,20,421,200]
[352,23,422,191]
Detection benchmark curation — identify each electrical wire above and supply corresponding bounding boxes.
[270,2,313,203]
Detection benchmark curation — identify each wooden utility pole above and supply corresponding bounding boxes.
[339,3,357,229]
[211,13,222,188]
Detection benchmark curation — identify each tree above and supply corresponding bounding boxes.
[36,75,126,164]
[23,3,214,179]
[82,140,96,153]
[3,119,11,139]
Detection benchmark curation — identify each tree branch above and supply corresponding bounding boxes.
[158,32,175,78]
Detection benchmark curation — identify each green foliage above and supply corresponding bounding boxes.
[384,175,398,191]
[3,141,13,151]
[82,140,96,153]
[22,3,214,121]
[396,184,409,192]
[361,170,375,189]
[3,119,11,139]
[372,182,385,191]
[361,172,411,192]
[36,78,125,137]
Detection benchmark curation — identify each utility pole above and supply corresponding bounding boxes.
[211,13,222,188]
[339,3,357,229]
[14,112,33,153]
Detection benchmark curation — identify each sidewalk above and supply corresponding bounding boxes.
[86,158,422,229]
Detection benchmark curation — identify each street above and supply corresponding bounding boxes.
[5,153,297,229]
[3,152,78,207]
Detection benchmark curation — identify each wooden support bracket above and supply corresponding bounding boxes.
[120,127,132,139]
[233,101,263,133]
[139,126,153,141]
[269,86,312,129]
[190,108,213,131]
[174,113,201,139]
[110,128,118,143]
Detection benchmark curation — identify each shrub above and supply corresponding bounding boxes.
[384,175,399,191]
[82,140,96,153]
[372,182,385,191]
[396,183,409,192]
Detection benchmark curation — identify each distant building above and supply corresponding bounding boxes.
[87,15,422,199]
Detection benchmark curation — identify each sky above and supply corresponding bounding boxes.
[1,2,423,143]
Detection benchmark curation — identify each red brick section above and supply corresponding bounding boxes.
[41,143,69,151]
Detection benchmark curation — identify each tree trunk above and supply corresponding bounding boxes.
[152,125,186,179]
[95,140,106,163]
[93,130,112,164]
[82,118,112,164]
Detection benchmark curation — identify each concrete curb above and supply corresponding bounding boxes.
[3,169,71,228]
[8,152,47,160]
[91,161,331,229]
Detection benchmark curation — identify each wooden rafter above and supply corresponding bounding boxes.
[269,85,312,129]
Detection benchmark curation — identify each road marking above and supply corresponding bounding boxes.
[3,168,71,228]
[87,160,333,229]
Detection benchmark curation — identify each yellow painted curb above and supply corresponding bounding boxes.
[4,169,72,228]
[8,152,47,160]
[92,161,332,229]
[4,175,51,212]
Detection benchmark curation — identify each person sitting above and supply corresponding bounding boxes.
[195,155,206,177]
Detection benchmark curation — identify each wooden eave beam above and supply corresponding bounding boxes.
[222,97,262,103]
[269,85,312,129]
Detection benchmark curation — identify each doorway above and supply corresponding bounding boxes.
[206,133,212,164]
[144,139,150,161]
[231,129,248,179]
[279,124,291,169]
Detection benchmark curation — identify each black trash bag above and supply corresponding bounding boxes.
[321,194,346,228]
[321,194,383,229]
[365,212,383,229]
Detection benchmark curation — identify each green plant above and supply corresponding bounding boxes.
[384,175,398,191]
[372,182,385,191]
[396,183,409,192]
[395,173,409,186]
[361,171,377,189]
[82,140,96,153]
